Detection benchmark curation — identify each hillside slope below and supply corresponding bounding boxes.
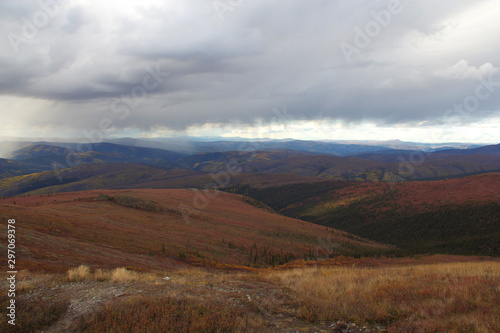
[178,150,500,180]
[0,163,326,197]
[0,164,209,197]
[8,143,185,169]
[0,189,390,272]
[0,158,45,179]
[352,143,500,163]
[225,173,500,256]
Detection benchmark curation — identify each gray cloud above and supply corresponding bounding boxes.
[0,0,499,135]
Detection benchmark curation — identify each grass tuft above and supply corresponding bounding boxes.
[66,266,159,282]
[93,268,107,281]
[67,265,91,281]
[111,267,141,282]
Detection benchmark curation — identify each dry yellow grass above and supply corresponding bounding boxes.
[67,265,91,281]
[13,270,55,292]
[263,261,500,332]
[111,267,142,282]
[67,266,159,283]
[93,268,106,281]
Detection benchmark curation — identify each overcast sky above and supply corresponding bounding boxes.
[1,0,499,143]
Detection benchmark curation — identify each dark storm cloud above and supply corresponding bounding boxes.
[0,0,499,133]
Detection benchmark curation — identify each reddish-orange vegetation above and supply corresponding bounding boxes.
[312,172,500,214]
[383,173,496,203]
[273,254,500,270]
[0,189,387,273]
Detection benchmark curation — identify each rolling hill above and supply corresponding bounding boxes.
[352,143,500,162]
[0,189,390,272]
[103,138,480,156]
[1,139,499,206]
[224,173,500,256]
[0,158,46,179]
[2,140,499,185]
[2,146,500,196]
[0,162,327,197]
[0,164,205,197]
[430,143,500,156]
[177,149,500,181]
[9,144,71,160]
[0,142,191,182]
[10,143,186,166]
[188,139,395,156]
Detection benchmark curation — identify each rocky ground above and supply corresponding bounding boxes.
[9,270,386,333]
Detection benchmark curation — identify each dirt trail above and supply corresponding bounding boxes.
[21,275,383,333]
[43,282,133,332]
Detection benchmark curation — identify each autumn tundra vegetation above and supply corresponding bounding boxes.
[0,260,498,332]
[1,142,499,331]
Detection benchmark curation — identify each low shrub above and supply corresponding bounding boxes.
[76,296,246,332]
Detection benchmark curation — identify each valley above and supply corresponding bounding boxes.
[0,139,499,332]
[225,173,500,256]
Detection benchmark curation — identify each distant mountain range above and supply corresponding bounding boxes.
[0,140,499,196]
[104,138,485,155]
[9,142,185,164]
[1,138,485,158]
